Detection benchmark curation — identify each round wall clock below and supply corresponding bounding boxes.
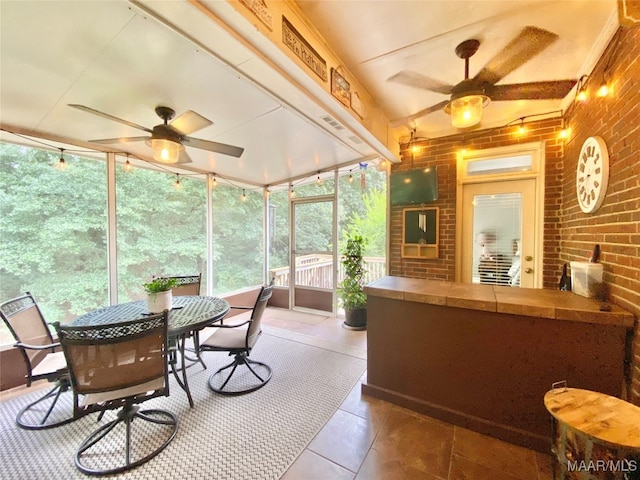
[576,136,609,213]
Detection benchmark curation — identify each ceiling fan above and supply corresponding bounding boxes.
[389,26,577,129]
[69,104,244,164]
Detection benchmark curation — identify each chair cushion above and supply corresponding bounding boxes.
[201,326,247,350]
[32,351,67,377]
[81,377,165,407]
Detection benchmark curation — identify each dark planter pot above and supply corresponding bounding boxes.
[343,306,366,331]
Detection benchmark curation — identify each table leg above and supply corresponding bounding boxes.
[183,330,207,370]
[169,334,194,408]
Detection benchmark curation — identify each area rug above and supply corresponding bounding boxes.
[0,332,366,479]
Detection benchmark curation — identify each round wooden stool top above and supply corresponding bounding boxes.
[544,387,640,449]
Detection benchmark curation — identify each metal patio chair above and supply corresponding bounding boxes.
[0,292,75,429]
[54,311,178,476]
[199,284,273,395]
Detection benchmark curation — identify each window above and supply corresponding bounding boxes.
[0,143,108,342]
[268,189,290,286]
[212,184,264,294]
[116,166,207,302]
[338,166,387,284]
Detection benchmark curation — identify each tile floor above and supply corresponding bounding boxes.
[260,308,554,480]
[0,306,555,480]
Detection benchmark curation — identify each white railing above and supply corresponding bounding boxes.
[270,254,386,288]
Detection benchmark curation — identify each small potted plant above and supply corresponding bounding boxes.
[142,277,178,313]
[338,234,367,330]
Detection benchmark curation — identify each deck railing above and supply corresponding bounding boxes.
[270,255,386,288]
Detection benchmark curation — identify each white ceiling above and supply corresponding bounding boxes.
[296,0,619,139]
[0,0,619,186]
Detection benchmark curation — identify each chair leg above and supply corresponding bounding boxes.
[16,377,76,430]
[208,352,272,396]
[75,405,178,476]
[244,357,269,382]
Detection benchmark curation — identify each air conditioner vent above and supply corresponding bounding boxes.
[321,115,345,130]
[349,135,363,144]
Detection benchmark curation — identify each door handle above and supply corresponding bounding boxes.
[525,256,533,261]
[525,268,533,274]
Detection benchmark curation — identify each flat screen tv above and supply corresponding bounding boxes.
[390,167,438,206]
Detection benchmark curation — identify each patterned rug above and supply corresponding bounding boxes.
[0,331,366,479]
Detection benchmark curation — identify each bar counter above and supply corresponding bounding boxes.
[362,276,635,452]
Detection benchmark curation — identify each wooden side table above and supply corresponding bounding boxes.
[544,387,640,479]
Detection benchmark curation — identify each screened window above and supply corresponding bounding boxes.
[338,165,387,285]
[0,143,108,342]
[268,189,290,287]
[116,166,208,302]
[212,184,264,294]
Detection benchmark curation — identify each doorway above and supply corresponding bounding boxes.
[290,195,336,313]
[456,142,544,288]
[461,179,537,287]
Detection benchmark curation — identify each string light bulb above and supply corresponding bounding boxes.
[576,75,588,102]
[558,115,569,140]
[289,185,296,198]
[55,148,67,170]
[596,78,609,97]
[316,174,323,185]
[123,154,133,172]
[241,189,247,202]
[347,174,354,183]
[211,174,217,188]
[517,119,526,136]
[174,174,182,189]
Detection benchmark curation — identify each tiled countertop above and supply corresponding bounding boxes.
[364,276,635,327]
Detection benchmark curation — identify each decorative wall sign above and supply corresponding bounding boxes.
[351,92,365,118]
[282,16,327,81]
[331,68,351,108]
[239,0,273,30]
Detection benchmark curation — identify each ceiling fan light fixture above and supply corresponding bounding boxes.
[447,94,489,129]
[149,138,183,164]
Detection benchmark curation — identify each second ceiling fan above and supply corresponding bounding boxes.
[69,104,244,164]
[389,26,577,128]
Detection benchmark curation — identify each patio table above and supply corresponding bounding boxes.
[72,295,230,408]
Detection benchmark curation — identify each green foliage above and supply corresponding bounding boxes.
[341,187,386,257]
[338,234,367,311]
[142,277,178,294]
[0,142,387,341]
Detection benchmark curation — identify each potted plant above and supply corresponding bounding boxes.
[142,277,178,313]
[338,234,367,330]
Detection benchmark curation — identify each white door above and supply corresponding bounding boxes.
[460,179,537,288]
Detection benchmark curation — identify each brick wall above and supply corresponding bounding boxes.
[560,26,640,404]
[388,25,639,404]
[389,117,564,284]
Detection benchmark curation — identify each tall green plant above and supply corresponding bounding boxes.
[338,235,367,310]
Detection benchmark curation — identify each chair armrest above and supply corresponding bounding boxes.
[215,320,251,329]
[220,306,252,325]
[15,341,60,351]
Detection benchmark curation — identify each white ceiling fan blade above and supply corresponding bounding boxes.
[170,110,213,135]
[68,104,152,133]
[89,136,150,144]
[182,136,244,158]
